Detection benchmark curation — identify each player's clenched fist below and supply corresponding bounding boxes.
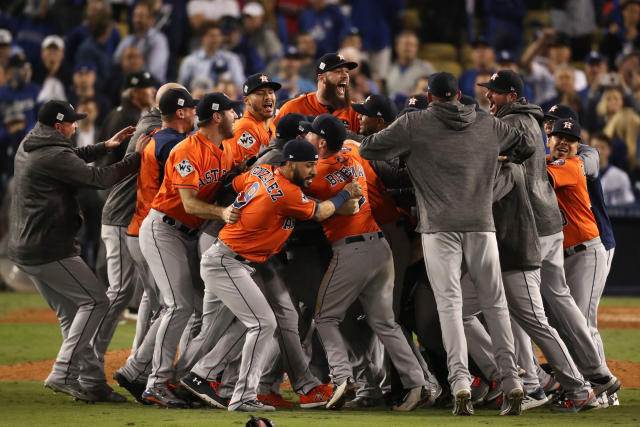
[336,197,360,215]
[222,205,242,223]
[343,181,363,198]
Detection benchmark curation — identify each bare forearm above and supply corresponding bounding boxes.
[182,198,227,220]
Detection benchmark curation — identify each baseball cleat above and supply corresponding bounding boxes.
[499,388,524,415]
[142,385,187,409]
[470,377,489,405]
[44,378,93,402]
[83,383,127,403]
[521,387,549,411]
[596,392,609,409]
[542,376,561,396]
[180,372,228,409]
[452,389,474,416]
[608,392,620,406]
[299,383,333,408]
[326,377,357,410]
[233,399,276,412]
[344,396,384,408]
[392,386,429,411]
[589,375,621,397]
[258,392,295,407]
[551,390,600,413]
[114,371,151,405]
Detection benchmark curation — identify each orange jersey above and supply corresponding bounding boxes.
[341,141,399,226]
[274,92,360,133]
[304,154,380,243]
[219,165,317,262]
[151,131,234,229]
[126,128,183,236]
[547,156,600,248]
[222,110,275,165]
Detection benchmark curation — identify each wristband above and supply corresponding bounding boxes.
[328,190,351,211]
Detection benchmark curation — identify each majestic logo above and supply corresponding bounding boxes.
[237,131,256,149]
[259,74,269,82]
[176,158,194,177]
[408,97,417,106]
[563,121,574,129]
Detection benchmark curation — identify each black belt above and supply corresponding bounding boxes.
[345,231,384,244]
[214,239,249,262]
[162,215,198,237]
[564,243,587,257]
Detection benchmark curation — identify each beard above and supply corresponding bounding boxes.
[292,166,313,188]
[323,79,350,110]
[222,117,234,139]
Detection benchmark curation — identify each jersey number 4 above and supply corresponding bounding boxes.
[233,182,260,209]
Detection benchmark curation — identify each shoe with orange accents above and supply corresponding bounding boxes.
[299,384,333,408]
[141,384,187,408]
[551,390,600,413]
[258,392,295,407]
[180,372,228,409]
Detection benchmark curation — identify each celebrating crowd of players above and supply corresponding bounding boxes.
[7,50,622,416]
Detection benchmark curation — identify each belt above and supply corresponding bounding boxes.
[563,236,601,257]
[334,231,384,247]
[161,215,199,237]
[213,238,249,263]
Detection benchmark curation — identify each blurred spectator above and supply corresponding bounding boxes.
[0,65,5,87]
[550,0,597,60]
[341,27,362,51]
[495,50,534,101]
[482,0,527,52]
[617,50,640,95]
[386,30,435,98]
[590,131,636,206]
[221,15,266,76]
[75,0,116,93]
[66,63,112,126]
[601,0,640,69]
[65,0,121,68]
[541,66,583,118]
[273,46,315,102]
[350,0,404,81]
[295,31,318,82]
[214,77,242,101]
[579,51,608,104]
[10,2,58,65]
[598,86,640,171]
[277,0,307,38]
[459,38,495,98]
[187,0,240,34]
[0,54,41,133]
[190,75,215,100]
[0,108,28,183]
[178,22,245,89]
[410,75,429,94]
[34,35,70,103]
[72,98,99,150]
[339,46,378,102]
[242,2,283,72]
[107,45,145,106]
[97,71,156,165]
[153,0,189,83]
[298,0,350,56]
[0,29,14,68]
[474,71,493,112]
[521,30,587,105]
[113,1,169,83]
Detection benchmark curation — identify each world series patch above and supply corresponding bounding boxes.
[237,131,256,149]
[176,158,195,177]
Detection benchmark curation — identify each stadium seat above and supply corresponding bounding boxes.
[430,60,463,77]
[419,43,458,62]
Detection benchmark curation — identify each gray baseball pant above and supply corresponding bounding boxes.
[18,257,108,387]
[199,241,278,410]
[315,232,426,389]
[539,232,611,378]
[564,238,609,374]
[423,231,521,395]
[139,209,201,387]
[510,320,539,393]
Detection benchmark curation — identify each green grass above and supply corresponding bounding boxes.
[600,297,640,307]
[0,381,638,427]
[600,329,640,363]
[0,292,48,315]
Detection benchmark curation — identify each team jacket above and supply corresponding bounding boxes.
[151,130,233,229]
[304,154,380,243]
[8,122,141,265]
[547,156,600,248]
[274,92,360,133]
[220,165,317,262]
[126,127,186,236]
[222,110,275,164]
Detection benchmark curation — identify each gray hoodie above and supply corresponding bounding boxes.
[360,100,534,233]
[101,108,161,227]
[9,122,141,265]
[496,99,562,237]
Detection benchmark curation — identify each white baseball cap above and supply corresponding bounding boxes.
[0,29,11,45]
[42,35,64,50]
[242,2,264,17]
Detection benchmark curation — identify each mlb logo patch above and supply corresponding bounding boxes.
[56,113,64,121]
[177,98,184,106]
[212,103,219,111]
[176,158,195,177]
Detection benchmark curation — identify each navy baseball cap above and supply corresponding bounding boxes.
[243,73,281,96]
[460,94,479,107]
[585,50,604,64]
[300,114,347,149]
[282,139,319,162]
[284,45,302,59]
[352,94,397,122]
[7,53,27,69]
[38,100,87,126]
[316,53,358,74]
[477,70,523,97]
[159,88,198,115]
[496,50,516,64]
[124,71,157,89]
[196,92,243,121]
[427,72,459,98]
[405,94,429,109]
[544,104,579,122]
[549,33,571,48]
[276,113,309,140]
[549,118,581,141]
[73,62,96,73]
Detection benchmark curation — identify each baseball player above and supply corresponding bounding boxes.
[359,72,534,416]
[274,53,360,133]
[8,100,149,402]
[223,73,281,164]
[546,117,621,402]
[186,139,362,412]
[138,92,240,408]
[301,114,428,412]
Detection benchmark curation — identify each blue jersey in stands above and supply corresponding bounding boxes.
[587,177,616,251]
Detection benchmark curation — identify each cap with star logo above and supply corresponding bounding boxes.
[243,73,282,96]
[477,69,523,97]
[351,94,397,122]
[543,104,579,122]
[316,53,358,74]
[549,118,581,141]
[405,93,429,109]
